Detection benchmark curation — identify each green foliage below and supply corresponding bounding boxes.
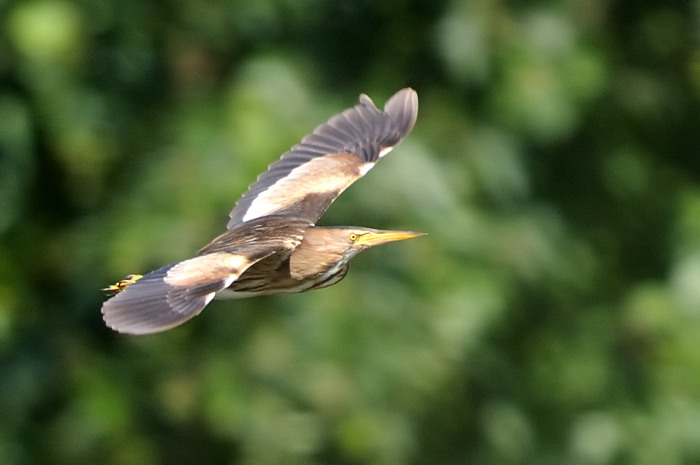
[1,0,699,463]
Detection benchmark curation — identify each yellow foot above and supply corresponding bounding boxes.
[103,274,143,295]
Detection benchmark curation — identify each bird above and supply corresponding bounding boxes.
[102,88,422,335]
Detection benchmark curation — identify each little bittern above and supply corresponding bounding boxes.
[102,88,422,334]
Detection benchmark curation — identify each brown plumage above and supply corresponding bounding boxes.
[102,88,422,334]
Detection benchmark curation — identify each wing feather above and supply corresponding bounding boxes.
[102,217,310,334]
[227,88,418,228]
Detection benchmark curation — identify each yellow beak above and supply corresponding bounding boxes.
[355,230,426,247]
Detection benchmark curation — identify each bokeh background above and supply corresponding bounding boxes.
[1,0,699,464]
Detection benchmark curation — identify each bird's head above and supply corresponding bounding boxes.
[304,227,425,260]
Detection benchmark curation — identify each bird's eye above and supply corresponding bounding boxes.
[348,233,359,242]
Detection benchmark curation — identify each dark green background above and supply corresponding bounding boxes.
[1,0,699,464]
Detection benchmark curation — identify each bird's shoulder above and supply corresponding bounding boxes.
[197,216,312,257]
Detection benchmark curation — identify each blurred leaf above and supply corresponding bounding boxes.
[2,0,699,464]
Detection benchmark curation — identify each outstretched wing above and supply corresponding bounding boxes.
[227,88,418,228]
[102,217,309,335]
[101,254,267,335]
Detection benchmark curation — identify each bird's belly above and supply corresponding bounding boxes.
[214,281,316,300]
[214,289,261,299]
[214,264,347,300]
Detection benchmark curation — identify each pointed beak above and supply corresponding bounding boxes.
[355,230,426,248]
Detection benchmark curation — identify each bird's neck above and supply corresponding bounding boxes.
[289,233,345,280]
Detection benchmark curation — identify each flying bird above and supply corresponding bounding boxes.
[102,88,422,334]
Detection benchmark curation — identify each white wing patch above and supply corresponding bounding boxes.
[358,162,375,176]
[378,146,394,158]
[241,153,364,223]
[165,253,250,286]
[203,292,217,306]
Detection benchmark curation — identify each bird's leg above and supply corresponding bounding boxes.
[103,274,143,296]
